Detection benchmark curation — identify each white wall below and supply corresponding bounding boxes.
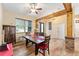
[74,18,79,37]
[74,18,79,51]
[2,8,33,42]
[57,23,65,39]
[45,15,67,39]
[37,15,67,39]
[0,4,3,45]
[2,9,32,26]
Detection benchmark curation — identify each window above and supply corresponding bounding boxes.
[28,21,32,32]
[25,21,32,32]
[40,22,44,33]
[25,21,28,32]
[48,22,52,30]
[16,19,25,32]
[16,18,32,33]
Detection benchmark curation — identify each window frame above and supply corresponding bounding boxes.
[16,18,32,33]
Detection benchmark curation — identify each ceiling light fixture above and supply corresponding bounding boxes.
[29,3,42,14]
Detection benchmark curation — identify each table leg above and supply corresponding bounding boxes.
[35,44,38,56]
[26,39,28,47]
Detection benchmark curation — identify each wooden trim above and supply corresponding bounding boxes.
[63,3,72,12]
[63,3,73,37]
[3,25,16,27]
[37,9,67,20]
[65,36,74,39]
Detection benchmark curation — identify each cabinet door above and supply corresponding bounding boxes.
[3,26,10,42]
[3,26,16,44]
[9,26,16,43]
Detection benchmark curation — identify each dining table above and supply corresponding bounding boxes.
[22,35,45,55]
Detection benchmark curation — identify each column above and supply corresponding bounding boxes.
[65,11,74,52]
[67,12,73,37]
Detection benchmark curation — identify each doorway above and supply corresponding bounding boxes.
[39,22,44,33]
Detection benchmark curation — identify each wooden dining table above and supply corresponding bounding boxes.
[22,35,45,55]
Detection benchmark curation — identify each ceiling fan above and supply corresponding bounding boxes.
[29,3,42,14]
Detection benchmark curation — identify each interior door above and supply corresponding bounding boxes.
[51,23,65,39]
[52,24,59,39]
[58,24,65,39]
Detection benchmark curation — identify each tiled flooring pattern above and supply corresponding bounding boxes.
[13,38,79,56]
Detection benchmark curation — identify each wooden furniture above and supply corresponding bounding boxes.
[23,35,45,55]
[38,36,50,56]
[33,32,45,36]
[3,25,16,44]
[39,33,45,36]
[0,44,8,51]
[0,43,13,56]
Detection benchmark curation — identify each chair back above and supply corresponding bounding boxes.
[39,33,44,36]
[45,36,50,44]
[35,32,39,36]
[26,32,31,35]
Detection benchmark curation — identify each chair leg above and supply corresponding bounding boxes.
[48,47,50,55]
[32,42,33,44]
[43,50,45,56]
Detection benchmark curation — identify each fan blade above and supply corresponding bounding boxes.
[35,11,38,14]
[36,8,42,10]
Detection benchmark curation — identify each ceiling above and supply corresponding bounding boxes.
[2,3,65,19]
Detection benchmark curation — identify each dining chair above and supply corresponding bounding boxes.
[28,32,45,47]
[0,43,13,56]
[39,33,44,36]
[38,35,50,56]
